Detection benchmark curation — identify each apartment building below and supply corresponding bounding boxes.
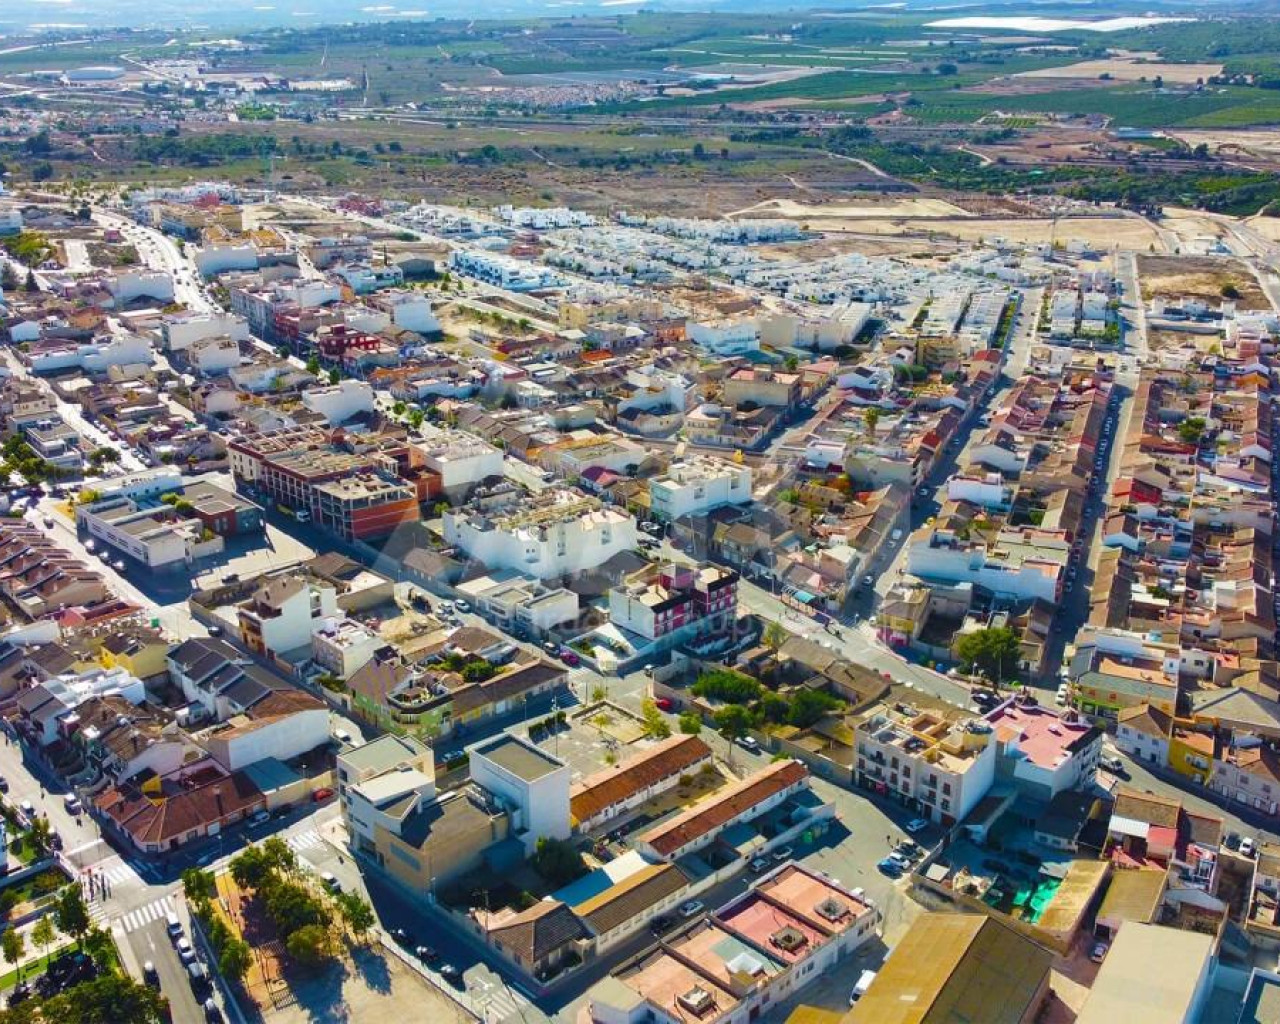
[419,432,505,493]
[75,494,224,569]
[986,699,1103,800]
[313,473,420,541]
[608,564,739,643]
[237,575,340,658]
[854,704,996,828]
[648,457,752,523]
[443,490,639,580]
[311,616,384,680]
[906,526,1068,603]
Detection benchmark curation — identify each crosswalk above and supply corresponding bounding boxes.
[473,981,533,1023]
[109,896,175,937]
[92,861,139,888]
[286,829,323,854]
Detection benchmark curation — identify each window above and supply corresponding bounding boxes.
[941,799,950,811]
[943,782,951,796]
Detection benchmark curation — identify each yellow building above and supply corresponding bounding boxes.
[98,629,171,682]
[1168,723,1214,785]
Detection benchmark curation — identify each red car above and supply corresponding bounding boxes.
[655,698,674,712]
[312,787,334,802]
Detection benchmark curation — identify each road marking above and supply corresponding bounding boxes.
[111,896,175,936]
[286,829,322,852]
[475,983,532,1022]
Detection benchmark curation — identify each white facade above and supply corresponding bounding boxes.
[444,495,639,580]
[649,457,753,522]
[242,579,340,656]
[28,333,153,375]
[206,706,330,771]
[188,335,242,376]
[759,303,870,351]
[947,474,1011,509]
[162,311,251,352]
[109,270,174,303]
[420,432,505,492]
[76,496,223,568]
[312,616,383,680]
[375,291,441,335]
[469,735,570,854]
[686,317,760,355]
[300,379,374,425]
[194,244,259,278]
[906,528,1065,603]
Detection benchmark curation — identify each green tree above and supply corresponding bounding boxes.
[864,407,881,434]
[31,916,56,964]
[641,698,672,739]
[954,626,1022,683]
[219,937,253,981]
[692,669,760,705]
[2,927,24,981]
[336,891,375,940]
[713,704,754,750]
[305,357,321,375]
[758,690,790,724]
[763,620,788,651]
[181,867,216,911]
[12,974,170,1024]
[328,368,340,385]
[263,878,328,937]
[531,837,586,888]
[788,688,841,728]
[285,923,332,967]
[678,711,702,735]
[53,888,91,949]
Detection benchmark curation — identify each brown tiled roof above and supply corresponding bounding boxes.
[1113,788,1180,829]
[571,735,712,826]
[487,900,587,962]
[577,863,689,935]
[1117,703,1173,740]
[97,769,263,846]
[243,689,325,720]
[641,760,808,858]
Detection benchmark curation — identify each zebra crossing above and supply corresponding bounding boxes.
[473,980,533,1023]
[285,829,323,854]
[109,896,175,937]
[91,860,139,888]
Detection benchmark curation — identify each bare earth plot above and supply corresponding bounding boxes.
[726,196,974,220]
[1137,254,1271,310]
[1015,59,1223,84]
[773,214,1161,250]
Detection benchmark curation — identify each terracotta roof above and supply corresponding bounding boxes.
[641,760,808,858]
[486,900,587,963]
[1113,788,1181,829]
[1117,703,1173,740]
[570,735,712,826]
[577,863,689,935]
[97,768,263,847]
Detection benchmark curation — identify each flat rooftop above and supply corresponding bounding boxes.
[472,734,564,783]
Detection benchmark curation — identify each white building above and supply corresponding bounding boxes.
[238,575,340,657]
[188,335,242,376]
[26,333,153,375]
[987,700,1103,801]
[300,379,374,425]
[75,495,224,568]
[686,317,760,356]
[201,695,330,771]
[468,733,570,854]
[419,432,505,493]
[161,311,251,352]
[759,303,870,351]
[312,616,384,680]
[334,264,405,294]
[649,457,753,522]
[194,243,259,278]
[108,270,174,304]
[906,527,1067,603]
[947,473,1012,510]
[0,206,22,237]
[372,291,441,335]
[444,491,638,580]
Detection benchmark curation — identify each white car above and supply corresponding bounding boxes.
[1241,837,1257,858]
[904,818,928,835]
[678,901,704,918]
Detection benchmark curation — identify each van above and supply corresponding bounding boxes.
[850,969,877,1004]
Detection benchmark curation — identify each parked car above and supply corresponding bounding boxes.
[559,649,581,667]
[876,858,903,877]
[142,962,158,987]
[415,945,438,962]
[737,735,760,753]
[1099,755,1125,775]
[389,928,414,947]
[1241,837,1258,858]
[202,997,221,1022]
[312,787,334,802]
[679,901,705,918]
[655,697,674,712]
[771,846,794,863]
[749,858,770,874]
[454,599,471,614]
[439,964,463,987]
[904,818,928,834]
[320,871,341,891]
[176,938,195,964]
[649,915,674,933]
[1089,941,1109,964]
